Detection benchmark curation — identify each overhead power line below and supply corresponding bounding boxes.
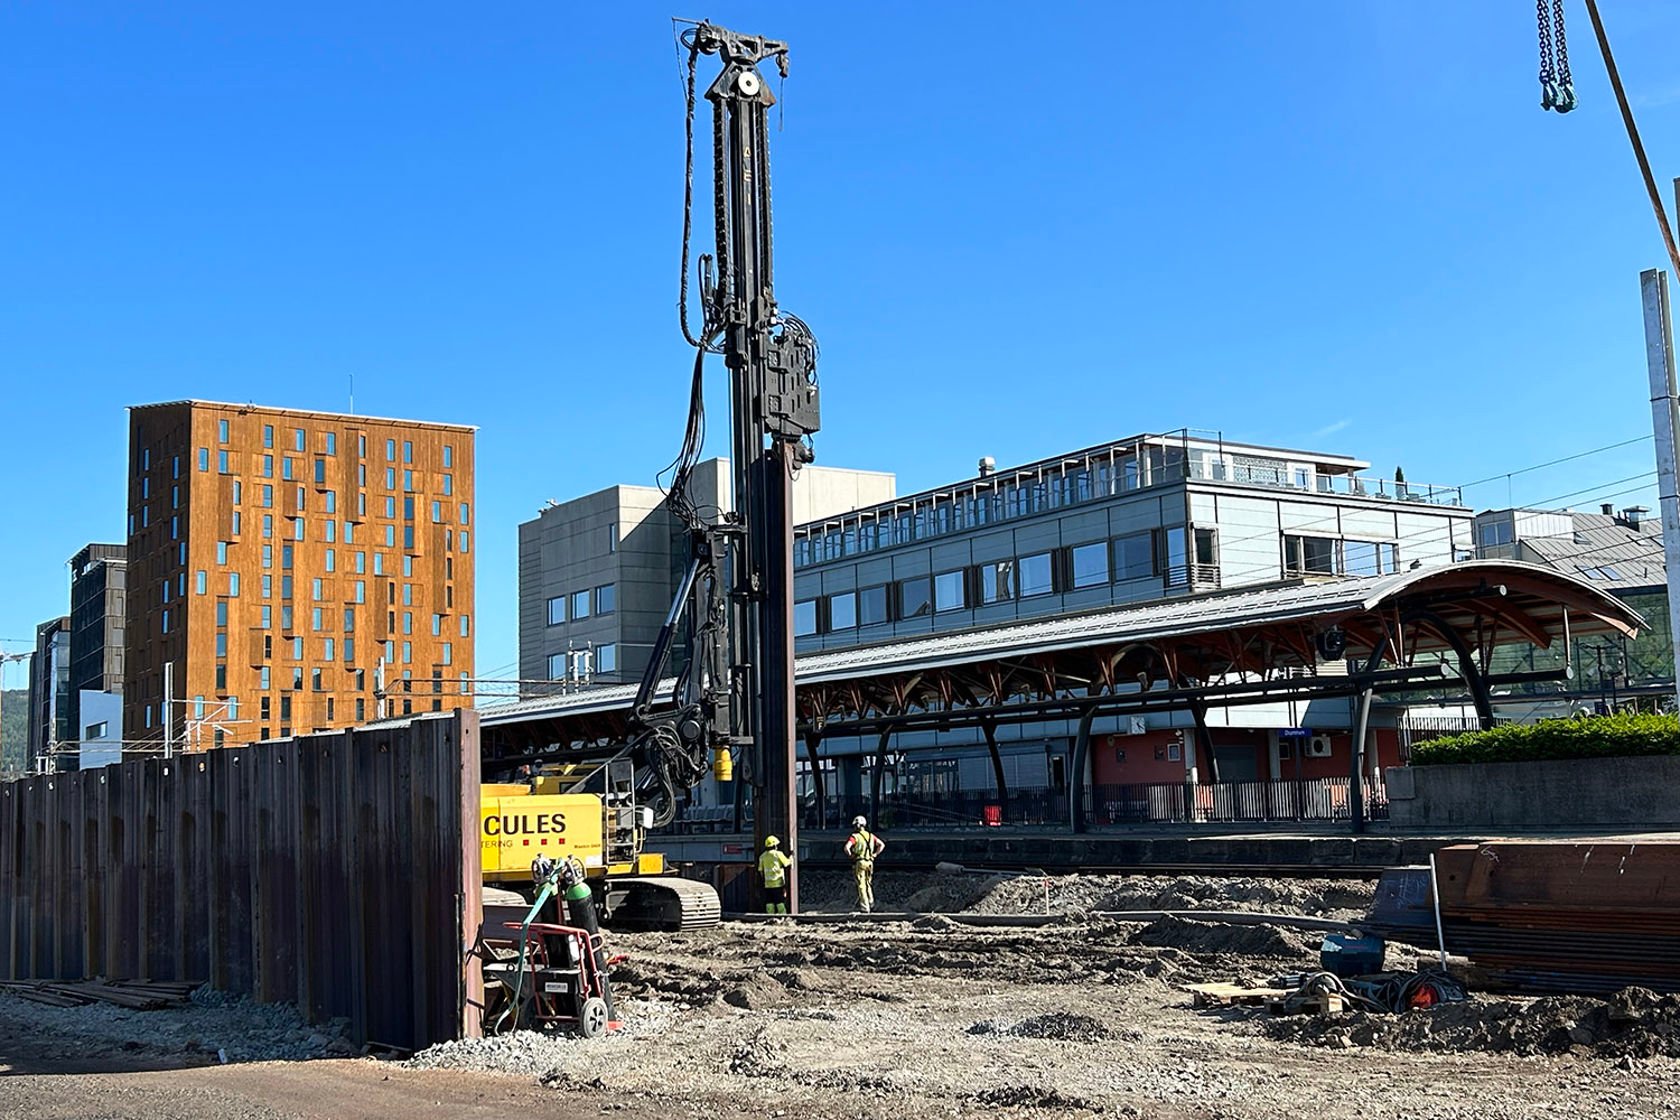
[1458,435,1652,491]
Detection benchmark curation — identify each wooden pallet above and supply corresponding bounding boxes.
[1185,982,1292,1008]
[1267,991,1345,1016]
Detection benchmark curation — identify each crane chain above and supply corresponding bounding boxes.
[1552,0,1576,110]
[1538,0,1577,113]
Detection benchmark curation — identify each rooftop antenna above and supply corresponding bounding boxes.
[349,373,355,416]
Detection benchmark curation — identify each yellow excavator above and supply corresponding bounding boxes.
[480,758,722,931]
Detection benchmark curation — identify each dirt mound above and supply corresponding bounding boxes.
[797,869,999,913]
[1267,987,1680,1059]
[1130,915,1310,959]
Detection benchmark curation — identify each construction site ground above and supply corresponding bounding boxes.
[3,870,1677,1119]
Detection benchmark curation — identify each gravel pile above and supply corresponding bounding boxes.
[1268,987,1680,1060]
[408,1030,593,1077]
[969,1012,1119,1043]
[405,998,675,1075]
[799,870,1374,919]
[0,985,354,1063]
[972,873,1374,919]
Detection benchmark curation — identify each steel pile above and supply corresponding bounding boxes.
[1367,841,1680,995]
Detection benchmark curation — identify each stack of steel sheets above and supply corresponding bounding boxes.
[1365,842,1680,995]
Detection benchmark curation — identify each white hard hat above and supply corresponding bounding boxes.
[852,815,867,828]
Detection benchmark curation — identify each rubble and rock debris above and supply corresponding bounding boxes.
[967,1012,1126,1043]
[974,1083,1097,1111]
[1266,987,1680,1059]
[0,985,354,1063]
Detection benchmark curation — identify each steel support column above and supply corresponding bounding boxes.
[981,717,1008,821]
[869,728,893,826]
[1069,707,1098,834]
[1409,609,1495,729]
[802,730,826,830]
[1187,697,1220,784]
[1350,644,1387,835]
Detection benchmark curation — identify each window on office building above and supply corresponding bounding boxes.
[828,590,857,630]
[595,584,616,614]
[1283,534,1337,576]
[1018,552,1053,598]
[596,643,617,674]
[978,560,1015,604]
[898,577,932,619]
[794,599,818,637]
[858,585,889,626]
[1070,541,1109,589]
[934,570,966,612]
[1113,531,1156,580]
[547,596,565,625]
[571,590,590,620]
[547,653,567,680]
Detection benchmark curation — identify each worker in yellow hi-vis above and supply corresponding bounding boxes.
[758,835,793,914]
[844,815,885,912]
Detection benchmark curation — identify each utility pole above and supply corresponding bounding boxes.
[163,659,175,758]
[1638,267,1680,717]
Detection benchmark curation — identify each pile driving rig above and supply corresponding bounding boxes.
[481,21,818,931]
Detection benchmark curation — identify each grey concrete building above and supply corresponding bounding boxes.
[518,459,896,687]
[27,617,71,772]
[66,543,127,768]
[783,428,1474,807]
[793,430,1472,652]
[1473,503,1673,707]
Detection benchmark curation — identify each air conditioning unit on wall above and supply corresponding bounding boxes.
[1305,735,1333,758]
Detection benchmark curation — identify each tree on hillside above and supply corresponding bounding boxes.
[1,690,27,773]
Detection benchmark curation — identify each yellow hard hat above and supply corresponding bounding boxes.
[764,835,779,848]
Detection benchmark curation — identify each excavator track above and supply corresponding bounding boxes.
[602,876,722,932]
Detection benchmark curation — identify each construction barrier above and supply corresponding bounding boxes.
[0,711,483,1052]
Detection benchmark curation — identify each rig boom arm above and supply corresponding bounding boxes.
[626,22,818,913]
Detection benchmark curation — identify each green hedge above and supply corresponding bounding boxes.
[1411,712,1680,766]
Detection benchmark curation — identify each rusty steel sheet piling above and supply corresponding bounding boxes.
[1369,841,1680,995]
[0,711,482,1051]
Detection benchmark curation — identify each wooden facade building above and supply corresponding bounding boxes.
[124,401,476,748]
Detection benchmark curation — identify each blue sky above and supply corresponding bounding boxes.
[4,2,1680,683]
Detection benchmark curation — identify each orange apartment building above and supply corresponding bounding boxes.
[123,401,476,748]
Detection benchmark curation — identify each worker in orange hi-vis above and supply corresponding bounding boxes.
[843,815,885,912]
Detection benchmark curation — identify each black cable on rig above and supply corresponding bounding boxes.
[676,30,706,349]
